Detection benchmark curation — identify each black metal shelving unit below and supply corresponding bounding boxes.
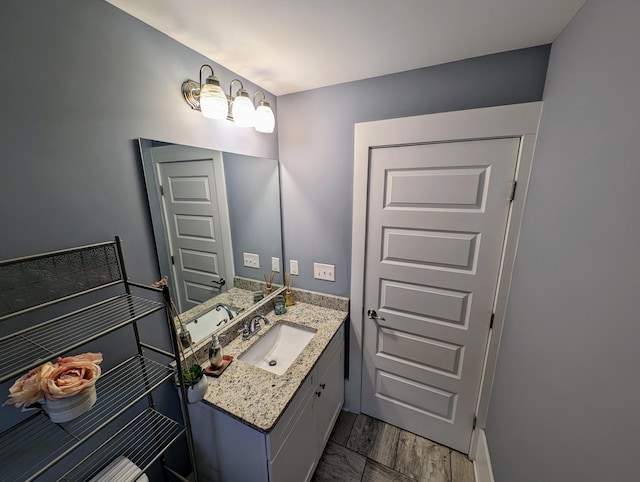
[0,237,198,482]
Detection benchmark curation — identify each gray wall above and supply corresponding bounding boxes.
[277,46,550,296]
[224,152,283,284]
[0,0,277,264]
[0,0,277,476]
[486,1,640,481]
[0,0,278,315]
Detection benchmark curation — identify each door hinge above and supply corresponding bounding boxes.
[171,255,175,265]
[159,185,164,196]
[490,313,495,329]
[509,181,518,202]
[472,416,477,430]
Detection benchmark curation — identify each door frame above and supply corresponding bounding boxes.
[139,141,235,311]
[348,102,542,455]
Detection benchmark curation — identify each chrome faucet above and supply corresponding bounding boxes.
[238,315,270,340]
[214,303,235,320]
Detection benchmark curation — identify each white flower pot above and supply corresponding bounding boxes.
[44,385,97,423]
[186,376,208,404]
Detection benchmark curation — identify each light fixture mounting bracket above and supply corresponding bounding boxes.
[181,79,202,111]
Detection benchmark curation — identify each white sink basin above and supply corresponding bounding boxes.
[239,323,316,375]
[185,306,240,344]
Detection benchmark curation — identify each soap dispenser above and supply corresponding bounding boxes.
[208,334,223,370]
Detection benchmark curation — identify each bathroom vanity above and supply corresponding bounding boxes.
[188,295,347,482]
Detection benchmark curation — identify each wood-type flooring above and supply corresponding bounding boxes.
[312,411,475,482]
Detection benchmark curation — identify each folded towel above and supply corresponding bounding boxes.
[89,455,149,482]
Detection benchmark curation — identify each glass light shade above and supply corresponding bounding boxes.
[199,82,228,120]
[232,94,256,127]
[255,102,275,133]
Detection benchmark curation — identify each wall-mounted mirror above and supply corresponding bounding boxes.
[138,138,284,343]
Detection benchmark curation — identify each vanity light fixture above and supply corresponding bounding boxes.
[181,64,275,133]
[198,65,228,120]
[254,91,276,134]
[229,79,255,127]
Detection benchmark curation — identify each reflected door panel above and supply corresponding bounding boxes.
[158,159,227,311]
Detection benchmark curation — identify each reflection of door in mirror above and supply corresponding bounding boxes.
[151,145,233,312]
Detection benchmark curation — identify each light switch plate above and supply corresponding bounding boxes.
[314,263,335,281]
[271,257,280,272]
[243,252,260,269]
[290,260,299,276]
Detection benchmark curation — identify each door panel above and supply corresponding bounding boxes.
[382,228,478,271]
[384,167,488,209]
[375,370,456,420]
[380,279,470,326]
[376,327,463,376]
[181,249,220,274]
[169,176,211,202]
[361,138,520,453]
[174,215,216,239]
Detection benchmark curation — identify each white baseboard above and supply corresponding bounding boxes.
[472,429,495,482]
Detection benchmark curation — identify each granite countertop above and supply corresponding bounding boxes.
[200,294,348,433]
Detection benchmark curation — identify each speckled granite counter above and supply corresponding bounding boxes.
[200,290,348,433]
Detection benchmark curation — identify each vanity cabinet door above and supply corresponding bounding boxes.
[189,401,269,482]
[269,394,316,482]
[314,344,344,460]
[188,402,219,482]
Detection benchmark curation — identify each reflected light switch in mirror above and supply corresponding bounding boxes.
[271,257,280,272]
[290,260,299,276]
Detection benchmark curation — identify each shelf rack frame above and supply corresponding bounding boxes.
[0,236,198,482]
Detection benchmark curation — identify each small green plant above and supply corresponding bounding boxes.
[182,364,205,387]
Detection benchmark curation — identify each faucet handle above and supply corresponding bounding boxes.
[251,314,269,325]
[217,318,228,327]
[238,320,250,338]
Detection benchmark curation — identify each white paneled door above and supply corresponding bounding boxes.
[157,158,228,311]
[360,134,521,453]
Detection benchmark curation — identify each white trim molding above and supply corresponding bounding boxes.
[473,429,495,482]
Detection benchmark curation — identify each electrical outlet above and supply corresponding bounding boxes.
[271,257,280,272]
[314,263,335,281]
[290,260,299,276]
[243,252,260,269]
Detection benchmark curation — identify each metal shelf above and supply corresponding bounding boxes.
[0,294,164,384]
[58,408,186,482]
[0,238,198,482]
[0,356,175,482]
[0,412,76,482]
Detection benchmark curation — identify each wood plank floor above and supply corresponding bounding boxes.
[312,411,475,482]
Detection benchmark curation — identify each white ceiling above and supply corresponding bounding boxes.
[106,0,586,96]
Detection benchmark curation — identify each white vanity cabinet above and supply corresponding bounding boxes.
[313,334,344,461]
[190,324,344,482]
